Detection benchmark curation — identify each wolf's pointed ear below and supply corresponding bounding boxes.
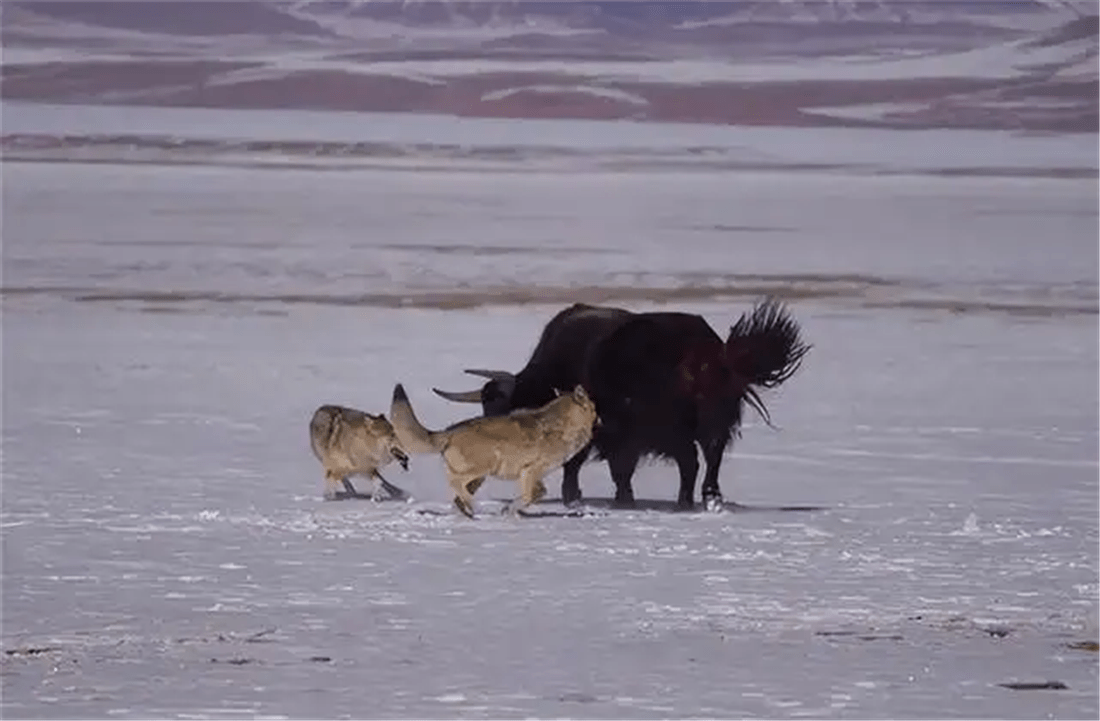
[572,385,589,401]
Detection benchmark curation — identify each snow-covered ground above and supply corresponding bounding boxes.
[1,109,1097,719]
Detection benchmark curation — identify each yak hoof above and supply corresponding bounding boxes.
[703,493,724,513]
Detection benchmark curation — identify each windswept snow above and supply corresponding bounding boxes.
[1,107,1097,719]
[482,84,649,106]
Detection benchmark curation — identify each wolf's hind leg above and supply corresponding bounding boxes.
[465,477,486,496]
[339,476,361,498]
[323,471,344,501]
[373,471,408,502]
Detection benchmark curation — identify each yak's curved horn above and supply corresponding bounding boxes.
[465,368,515,381]
[432,387,484,403]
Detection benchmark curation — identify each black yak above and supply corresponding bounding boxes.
[431,299,809,511]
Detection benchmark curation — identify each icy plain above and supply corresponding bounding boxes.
[1,105,1098,719]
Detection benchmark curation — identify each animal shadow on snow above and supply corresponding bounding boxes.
[325,485,409,503]
[415,496,827,517]
[546,497,827,515]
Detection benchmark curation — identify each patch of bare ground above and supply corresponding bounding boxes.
[3,133,1093,178]
[622,77,1014,127]
[10,1,332,37]
[162,71,443,114]
[1024,14,1100,48]
[861,298,1098,318]
[0,60,261,101]
[3,281,1095,317]
[329,47,659,63]
[2,61,1095,132]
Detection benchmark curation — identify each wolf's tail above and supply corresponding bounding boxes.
[308,405,340,462]
[390,384,446,454]
[724,299,811,426]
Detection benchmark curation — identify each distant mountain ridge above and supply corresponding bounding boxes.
[5,1,1092,41]
[294,0,1089,28]
[2,1,1096,132]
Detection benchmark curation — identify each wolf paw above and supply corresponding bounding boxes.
[453,497,475,519]
[502,500,528,518]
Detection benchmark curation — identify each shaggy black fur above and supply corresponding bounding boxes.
[434,299,810,509]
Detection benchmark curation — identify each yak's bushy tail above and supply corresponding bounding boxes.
[390,384,446,454]
[724,298,811,426]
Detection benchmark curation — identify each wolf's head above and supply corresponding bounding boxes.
[368,413,410,471]
[566,384,600,429]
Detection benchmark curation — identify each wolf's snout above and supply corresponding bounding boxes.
[393,446,410,471]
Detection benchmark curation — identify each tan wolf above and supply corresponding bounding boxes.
[389,383,599,518]
[309,404,411,501]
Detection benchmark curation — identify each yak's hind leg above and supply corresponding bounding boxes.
[606,445,641,508]
[561,443,591,507]
[699,431,732,512]
[670,440,701,511]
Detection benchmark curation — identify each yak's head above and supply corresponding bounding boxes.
[432,369,516,417]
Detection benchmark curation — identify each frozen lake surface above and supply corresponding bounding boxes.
[1,107,1097,719]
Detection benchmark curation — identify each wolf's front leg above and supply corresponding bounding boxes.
[449,474,477,519]
[509,470,545,516]
[367,474,384,505]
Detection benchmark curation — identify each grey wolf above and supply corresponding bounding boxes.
[390,383,599,518]
[309,404,410,501]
